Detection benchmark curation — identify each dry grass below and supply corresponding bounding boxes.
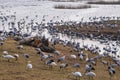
[87,1,120,5]
[54,4,91,9]
[0,37,120,80]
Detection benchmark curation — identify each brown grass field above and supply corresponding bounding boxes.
[0,37,120,80]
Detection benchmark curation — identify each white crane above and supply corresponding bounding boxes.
[3,51,8,55]
[79,54,84,61]
[46,59,57,70]
[70,54,77,60]
[108,66,116,80]
[41,54,49,61]
[53,50,61,56]
[17,45,23,49]
[23,53,29,59]
[36,48,45,56]
[2,54,15,62]
[14,54,19,61]
[41,54,53,61]
[73,63,80,70]
[85,72,96,80]
[68,72,82,80]
[59,63,68,71]
[26,61,32,70]
[85,54,90,62]
[57,56,65,63]
[85,64,95,72]
[102,60,108,68]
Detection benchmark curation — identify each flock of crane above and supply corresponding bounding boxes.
[0,10,120,80]
[0,33,119,80]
